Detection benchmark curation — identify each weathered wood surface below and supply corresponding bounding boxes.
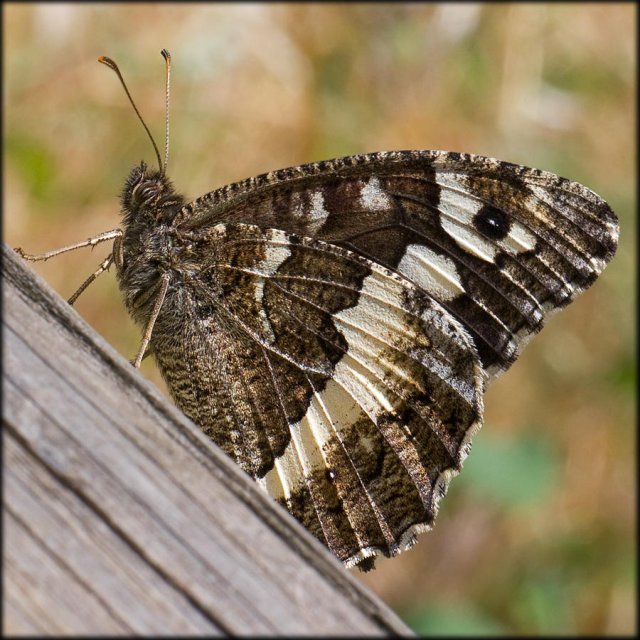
[2,243,414,637]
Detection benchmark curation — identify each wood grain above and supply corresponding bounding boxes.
[2,243,414,636]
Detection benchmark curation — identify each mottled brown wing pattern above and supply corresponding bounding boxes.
[150,150,617,569]
[147,223,483,567]
[177,151,618,380]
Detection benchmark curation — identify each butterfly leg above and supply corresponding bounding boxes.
[15,229,124,306]
[67,254,114,305]
[15,228,124,262]
[131,272,170,368]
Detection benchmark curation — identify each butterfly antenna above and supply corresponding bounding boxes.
[161,49,171,175]
[98,55,163,174]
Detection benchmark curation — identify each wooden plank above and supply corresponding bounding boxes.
[4,429,217,635]
[4,507,132,635]
[2,243,414,636]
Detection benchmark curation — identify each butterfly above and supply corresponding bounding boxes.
[16,52,619,571]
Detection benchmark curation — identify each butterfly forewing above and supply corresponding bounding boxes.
[177,151,618,380]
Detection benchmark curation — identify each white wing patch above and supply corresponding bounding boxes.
[436,189,498,262]
[259,437,304,501]
[397,243,464,301]
[252,235,291,338]
[360,176,393,211]
[309,191,330,229]
[499,221,537,254]
[285,190,330,235]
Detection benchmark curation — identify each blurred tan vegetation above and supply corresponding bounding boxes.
[4,3,635,635]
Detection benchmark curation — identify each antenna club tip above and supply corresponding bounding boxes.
[161,49,171,61]
[98,55,117,70]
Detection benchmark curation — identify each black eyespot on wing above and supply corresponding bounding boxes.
[473,204,511,240]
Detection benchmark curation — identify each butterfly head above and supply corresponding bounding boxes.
[121,161,185,226]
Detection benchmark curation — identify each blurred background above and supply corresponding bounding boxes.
[4,3,635,635]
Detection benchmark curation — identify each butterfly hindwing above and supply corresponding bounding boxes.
[148,222,483,566]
